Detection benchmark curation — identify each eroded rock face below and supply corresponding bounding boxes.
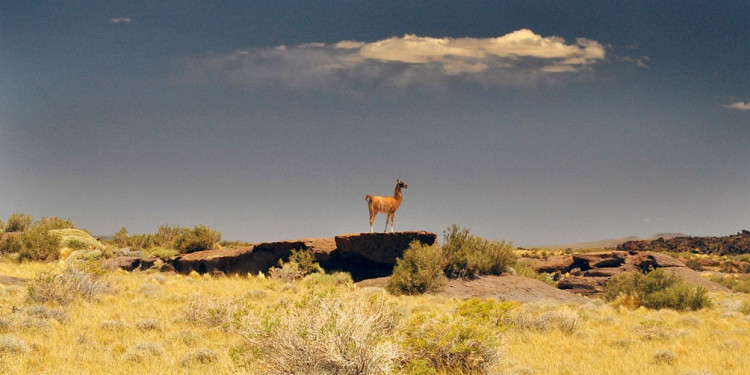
[325,231,438,280]
[535,250,722,296]
[163,232,437,280]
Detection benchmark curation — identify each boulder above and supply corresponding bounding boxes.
[532,256,575,273]
[105,256,141,271]
[558,275,609,296]
[172,246,256,274]
[572,252,627,270]
[635,252,686,270]
[333,231,437,264]
[327,231,438,280]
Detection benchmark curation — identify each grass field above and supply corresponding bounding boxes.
[1,261,749,375]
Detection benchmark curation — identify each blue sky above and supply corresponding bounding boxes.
[1,1,748,246]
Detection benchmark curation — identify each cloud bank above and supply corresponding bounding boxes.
[189,29,607,91]
[723,101,750,111]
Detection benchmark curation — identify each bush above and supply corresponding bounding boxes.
[269,248,323,281]
[0,235,21,255]
[387,241,446,295]
[0,219,5,233]
[398,299,509,374]
[5,213,32,232]
[604,269,711,311]
[709,274,750,294]
[18,225,61,262]
[685,258,703,271]
[513,260,555,285]
[441,225,515,279]
[174,225,221,254]
[27,265,114,305]
[38,216,76,230]
[181,348,219,367]
[181,294,239,329]
[112,227,130,248]
[235,292,398,374]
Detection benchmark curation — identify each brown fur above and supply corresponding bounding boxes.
[366,179,407,233]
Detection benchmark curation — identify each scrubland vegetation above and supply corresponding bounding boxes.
[2,260,750,374]
[1,213,750,374]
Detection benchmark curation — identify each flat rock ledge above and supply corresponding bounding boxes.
[107,231,437,281]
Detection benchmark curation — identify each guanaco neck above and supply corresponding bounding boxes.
[394,186,402,203]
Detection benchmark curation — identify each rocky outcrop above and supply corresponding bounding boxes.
[323,231,438,280]
[557,276,609,295]
[105,256,142,271]
[532,250,724,296]
[618,230,750,255]
[109,231,438,280]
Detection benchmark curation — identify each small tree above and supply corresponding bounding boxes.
[173,225,221,254]
[604,268,711,311]
[112,227,130,248]
[387,241,446,295]
[6,213,32,232]
[18,224,61,261]
[441,224,515,279]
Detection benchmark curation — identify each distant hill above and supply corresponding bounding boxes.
[533,233,686,250]
[618,230,750,255]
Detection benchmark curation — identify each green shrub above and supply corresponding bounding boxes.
[513,260,554,285]
[441,225,515,279]
[18,225,61,262]
[604,269,711,311]
[0,219,5,233]
[269,248,323,281]
[709,274,750,294]
[387,241,446,295]
[112,227,130,247]
[174,225,221,253]
[685,258,703,271]
[5,213,32,232]
[398,301,507,374]
[0,235,21,255]
[153,224,182,247]
[38,216,76,230]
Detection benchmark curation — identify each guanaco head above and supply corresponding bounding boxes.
[397,179,408,189]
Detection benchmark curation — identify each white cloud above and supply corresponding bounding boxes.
[189,29,607,91]
[110,17,132,24]
[723,101,750,111]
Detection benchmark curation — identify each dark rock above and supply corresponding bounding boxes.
[636,252,686,270]
[558,276,609,296]
[532,256,575,273]
[105,256,141,271]
[333,231,437,264]
[326,231,438,280]
[572,252,627,270]
[170,232,436,281]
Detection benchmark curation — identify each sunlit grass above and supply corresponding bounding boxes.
[1,261,749,374]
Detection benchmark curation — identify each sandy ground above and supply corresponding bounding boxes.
[357,275,590,303]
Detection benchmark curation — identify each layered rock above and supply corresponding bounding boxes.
[531,250,727,296]
[110,231,437,281]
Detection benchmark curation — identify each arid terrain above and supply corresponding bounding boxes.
[2,219,750,374]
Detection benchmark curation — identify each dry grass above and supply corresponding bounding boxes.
[1,261,749,374]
